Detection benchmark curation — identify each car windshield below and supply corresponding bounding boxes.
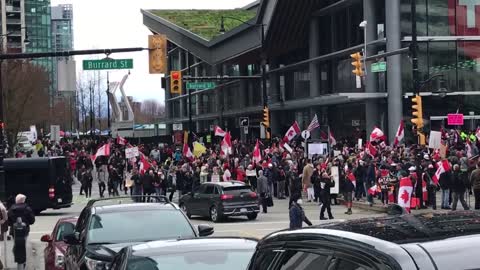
[223,186,252,195]
[87,210,195,244]
[126,249,254,270]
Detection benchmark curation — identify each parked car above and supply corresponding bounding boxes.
[248,211,480,270]
[110,237,257,270]
[41,217,77,270]
[179,181,259,222]
[63,196,213,270]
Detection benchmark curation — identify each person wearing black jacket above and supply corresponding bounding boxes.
[451,164,469,210]
[342,169,355,215]
[289,194,312,230]
[439,166,453,209]
[319,172,335,220]
[8,194,35,236]
[142,170,155,202]
[288,168,302,208]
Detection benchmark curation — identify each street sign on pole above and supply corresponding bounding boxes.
[173,123,183,131]
[186,82,216,90]
[301,130,311,140]
[244,126,249,134]
[239,117,249,127]
[371,61,387,73]
[83,59,133,70]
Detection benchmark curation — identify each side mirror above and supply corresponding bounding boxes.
[198,224,214,237]
[63,232,79,245]
[40,234,52,243]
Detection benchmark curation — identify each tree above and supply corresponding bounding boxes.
[2,60,50,154]
[136,99,165,123]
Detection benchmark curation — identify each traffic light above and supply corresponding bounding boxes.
[148,35,167,74]
[262,106,271,140]
[170,71,182,94]
[411,94,424,129]
[350,52,364,77]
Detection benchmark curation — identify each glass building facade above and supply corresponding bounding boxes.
[25,0,54,105]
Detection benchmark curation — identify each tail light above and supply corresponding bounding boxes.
[250,192,257,198]
[49,187,55,199]
[220,194,234,200]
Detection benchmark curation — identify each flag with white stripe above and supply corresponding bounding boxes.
[307,114,320,132]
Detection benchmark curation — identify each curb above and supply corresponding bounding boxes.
[338,198,388,213]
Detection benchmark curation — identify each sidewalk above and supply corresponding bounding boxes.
[0,237,39,270]
[339,191,476,213]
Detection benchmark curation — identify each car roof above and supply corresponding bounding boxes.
[402,234,480,270]
[93,203,178,214]
[316,211,480,244]
[205,181,247,187]
[260,229,417,269]
[130,237,257,256]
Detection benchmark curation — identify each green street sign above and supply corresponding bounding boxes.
[186,81,216,90]
[83,59,133,70]
[371,61,387,73]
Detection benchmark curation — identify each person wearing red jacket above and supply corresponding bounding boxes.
[236,166,246,182]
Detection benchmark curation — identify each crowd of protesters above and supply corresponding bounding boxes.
[11,126,480,224]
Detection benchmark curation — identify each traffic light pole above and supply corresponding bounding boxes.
[0,46,145,201]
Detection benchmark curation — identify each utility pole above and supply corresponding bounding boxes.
[89,81,94,138]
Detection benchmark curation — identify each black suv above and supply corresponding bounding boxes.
[179,181,260,222]
[248,211,480,270]
[63,196,213,270]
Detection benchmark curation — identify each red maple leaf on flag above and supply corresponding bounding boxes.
[400,190,409,204]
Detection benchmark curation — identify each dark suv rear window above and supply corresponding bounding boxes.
[223,186,252,195]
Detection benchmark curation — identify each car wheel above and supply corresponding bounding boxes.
[180,203,191,218]
[247,213,258,220]
[210,206,222,223]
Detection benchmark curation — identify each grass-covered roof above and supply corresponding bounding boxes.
[151,9,256,41]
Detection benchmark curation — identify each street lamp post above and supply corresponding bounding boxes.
[220,16,267,107]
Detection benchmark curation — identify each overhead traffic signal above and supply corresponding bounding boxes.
[411,95,424,129]
[350,52,364,77]
[262,106,271,140]
[170,71,182,94]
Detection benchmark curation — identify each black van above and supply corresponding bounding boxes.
[4,157,73,214]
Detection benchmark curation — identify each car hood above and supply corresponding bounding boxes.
[86,242,144,261]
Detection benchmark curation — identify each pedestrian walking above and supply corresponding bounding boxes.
[451,164,469,210]
[302,159,314,202]
[470,163,480,209]
[257,170,269,214]
[8,194,35,237]
[289,194,312,230]
[319,172,335,220]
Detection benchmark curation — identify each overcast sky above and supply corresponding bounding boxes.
[51,0,253,103]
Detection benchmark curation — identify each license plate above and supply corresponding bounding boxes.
[240,208,247,213]
[57,198,63,203]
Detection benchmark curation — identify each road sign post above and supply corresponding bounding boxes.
[83,59,133,70]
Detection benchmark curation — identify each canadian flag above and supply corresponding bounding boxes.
[220,132,232,156]
[366,141,377,157]
[347,172,356,188]
[393,120,404,147]
[282,121,301,142]
[139,153,151,174]
[432,160,451,185]
[253,139,262,163]
[398,177,413,213]
[329,131,337,146]
[116,136,127,145]
[91,143,110,162]
[368,185,378,196]
[183,143,193,160]
[214,126,226,137]
[370,127,385,142]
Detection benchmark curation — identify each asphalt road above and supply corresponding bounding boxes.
[4,182,385,270]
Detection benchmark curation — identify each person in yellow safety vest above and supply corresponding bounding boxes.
[460,131,468,141]
[206,134,212,144]
[470,133,477,143]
